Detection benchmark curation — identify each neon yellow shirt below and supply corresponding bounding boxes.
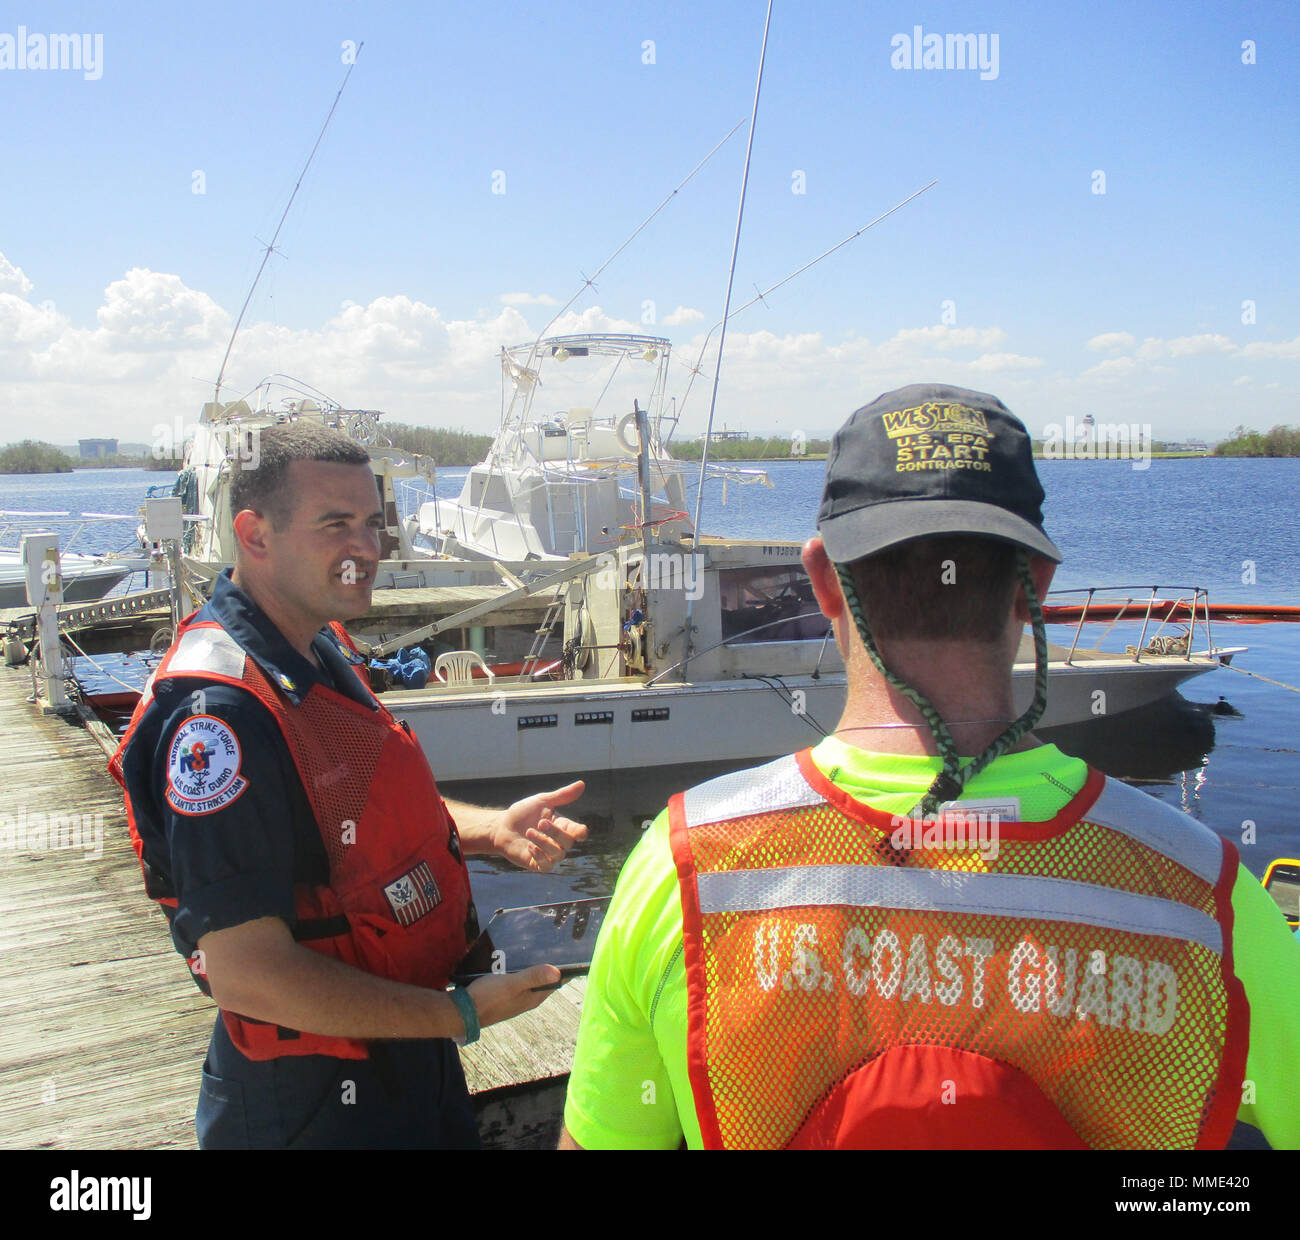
[563,739,1300,1149]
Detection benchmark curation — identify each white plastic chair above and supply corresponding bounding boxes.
[433,650,495,686]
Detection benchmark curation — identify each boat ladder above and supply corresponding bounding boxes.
[518,584,570,682]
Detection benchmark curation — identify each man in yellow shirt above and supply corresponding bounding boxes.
[561,383,1300,1149]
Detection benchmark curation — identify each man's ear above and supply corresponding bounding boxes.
[232,508,272,561]
[802,537,846,622]
[1013,554,1057,622]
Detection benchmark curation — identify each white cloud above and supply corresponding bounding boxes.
[96,268,229,349]
[662,305,705,327]
[968,352,1045,372]
[891,324,1007,352]
[1136,333,1236,360]
[1081,356,1140,380]
[1233,375,1252,386]
[1086,331,1134,353]
[0,294,66,359]
[499,292,558,306]
[1239,336,1300,360]
[1,260,1286,446]
[0,252,33,296]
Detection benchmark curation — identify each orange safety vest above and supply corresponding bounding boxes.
[668,750,1248,1149]
[109,612,475,1061]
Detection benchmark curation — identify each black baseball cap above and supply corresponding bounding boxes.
[817,383,1061,564]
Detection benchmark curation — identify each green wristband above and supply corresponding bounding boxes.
[448,986,480,1046]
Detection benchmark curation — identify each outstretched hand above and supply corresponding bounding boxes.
[493,780,588,872]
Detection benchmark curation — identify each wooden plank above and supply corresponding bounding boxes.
[0,664,581,1150]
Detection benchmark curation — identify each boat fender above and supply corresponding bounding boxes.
[623,618,648,674]
[574,604,595,670]
[4,632,28,666]
[615,411,641,455]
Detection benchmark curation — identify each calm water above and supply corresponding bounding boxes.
[4,461,1298,903]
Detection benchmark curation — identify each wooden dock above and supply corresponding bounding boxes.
[0,663,580,1150]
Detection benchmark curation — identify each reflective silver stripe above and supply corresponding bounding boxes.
[696,865,1223,955]
[1083,779,1224,885]
[682,754,821,827]
[165,626,247,681]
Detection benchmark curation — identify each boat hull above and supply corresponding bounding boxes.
[386,655,1222,783]
[0,562,130,609]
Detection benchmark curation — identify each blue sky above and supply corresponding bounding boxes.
[1,1,1296,446]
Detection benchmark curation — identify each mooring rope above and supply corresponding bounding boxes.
[1217,662,1300,695]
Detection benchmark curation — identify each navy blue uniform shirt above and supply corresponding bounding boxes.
[119,569,479,1149]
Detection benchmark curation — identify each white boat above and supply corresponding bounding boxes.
[363,539,1242,781]
[0,552,130,610]
[0,512,133,609]
[162,377,469,596]
[414,332,770,563]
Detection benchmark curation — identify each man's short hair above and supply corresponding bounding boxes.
[229,423,371,530]
[845,534,1020,643]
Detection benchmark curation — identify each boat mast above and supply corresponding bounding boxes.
[211,46,364,409]
[681,0,775,679]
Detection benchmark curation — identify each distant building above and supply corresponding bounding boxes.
[1163,441,1210,454]
[696,428,750,443]
[78,438,118,458]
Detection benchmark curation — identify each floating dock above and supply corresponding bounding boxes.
[0,662,579,1150]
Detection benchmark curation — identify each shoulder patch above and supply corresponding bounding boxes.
[165,715,250,816]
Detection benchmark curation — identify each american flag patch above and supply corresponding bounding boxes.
[383,861,442,926]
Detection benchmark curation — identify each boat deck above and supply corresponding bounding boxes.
[0,663,579,1149]
[0,582,557,653]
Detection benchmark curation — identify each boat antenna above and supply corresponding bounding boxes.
[212,44,365,409]
[681,0,774,678]
[676,179,938,418]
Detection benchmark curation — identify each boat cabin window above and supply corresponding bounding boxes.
[719,566,828,643]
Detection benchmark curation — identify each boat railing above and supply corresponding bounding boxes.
[0,510,142,561]
[1046,585,1216,664]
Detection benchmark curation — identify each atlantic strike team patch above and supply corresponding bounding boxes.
[165,716,250,816]
[383,861,442,926]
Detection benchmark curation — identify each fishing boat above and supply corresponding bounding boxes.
[414,332,770,563]
[159,376,473,599]
[359,542,1244,781]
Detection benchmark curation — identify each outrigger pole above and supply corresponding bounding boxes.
[681,0,775,679]
[212,45,365,408]
[675,178,939,419]
[502,115,751,423]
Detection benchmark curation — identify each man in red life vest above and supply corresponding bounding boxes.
[560,383,1300,1150]
[112,424,587,1148]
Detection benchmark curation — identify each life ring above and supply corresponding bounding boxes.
[615,411,641,455]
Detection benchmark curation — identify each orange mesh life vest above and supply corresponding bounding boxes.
[668,749,1248,1149]
[109,612,475,1061]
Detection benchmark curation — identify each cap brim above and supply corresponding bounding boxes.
[819,499,1062,564]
